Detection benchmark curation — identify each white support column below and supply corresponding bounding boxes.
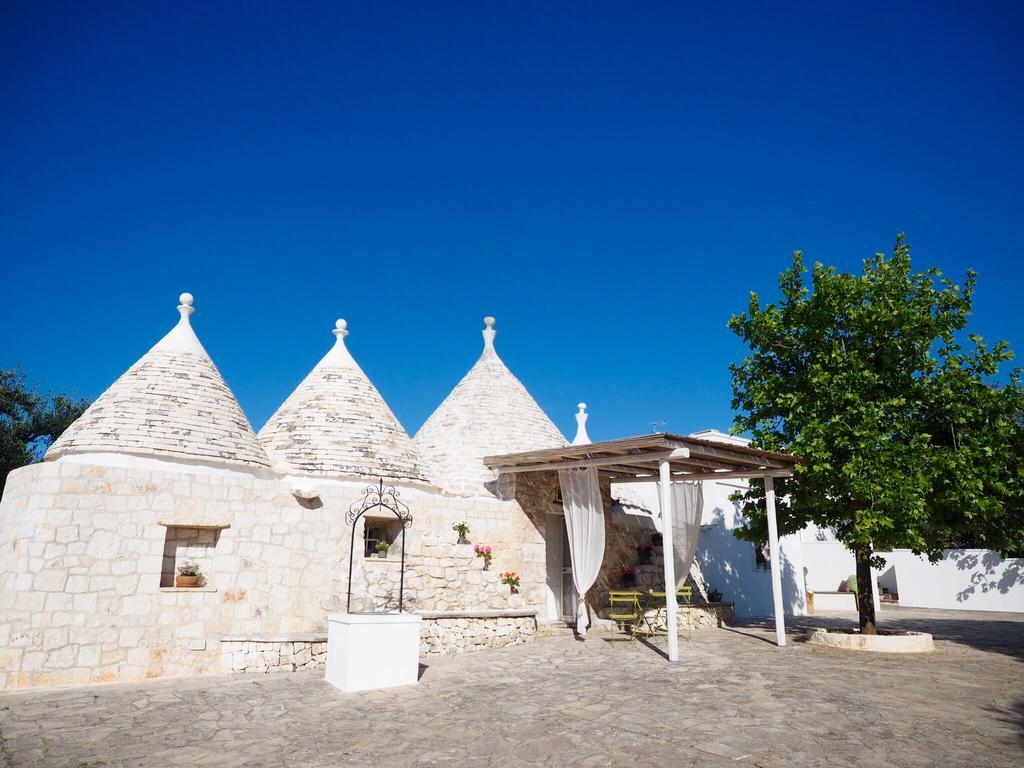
[764,476,786,647]
[658,458,679,662]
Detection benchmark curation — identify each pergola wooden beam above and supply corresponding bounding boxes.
[489,448,690,475]
[483,432,800,657]
[610,468,794,483]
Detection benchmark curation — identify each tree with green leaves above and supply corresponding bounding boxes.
[0,370,90,496]
[729,235,1024,633]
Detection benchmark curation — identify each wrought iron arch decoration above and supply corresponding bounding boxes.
[345,478,414,613]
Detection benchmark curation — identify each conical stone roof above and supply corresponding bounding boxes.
[414,317,566,496]
[258,320,430,483]
[46,294,271,469]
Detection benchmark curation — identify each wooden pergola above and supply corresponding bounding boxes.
[484,433,801,660]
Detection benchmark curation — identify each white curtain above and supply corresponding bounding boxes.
[558,468,605,635]
[662,482,704,588]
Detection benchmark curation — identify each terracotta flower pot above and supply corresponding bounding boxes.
[175,575,200,588]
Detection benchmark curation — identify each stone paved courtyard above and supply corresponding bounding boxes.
[1,606,1021,768]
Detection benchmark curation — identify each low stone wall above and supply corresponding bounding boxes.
[219,635,327,674]
[594,602,735,633]
[420,609,537,656]
[219,611,539,673]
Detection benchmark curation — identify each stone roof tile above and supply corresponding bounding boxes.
[413,317,566,496]
[258,320,430,483]
[46,294,271,469]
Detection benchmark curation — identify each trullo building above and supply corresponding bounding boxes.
[0,293,793,690]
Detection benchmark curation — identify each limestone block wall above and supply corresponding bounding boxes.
[160,526,220,587]
[219,637,327,674]
[0,458,551,690]
[361,543,524,612]
[215,610,540,674]
[420,614,537,656]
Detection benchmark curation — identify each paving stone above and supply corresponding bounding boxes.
[0,607,1021,767]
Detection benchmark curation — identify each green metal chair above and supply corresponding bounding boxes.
[607,590,646,646]
[649,586,694,641]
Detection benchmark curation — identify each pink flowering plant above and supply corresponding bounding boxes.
[474,544,492,568]
[499,571,520,588]
[619,564,637,586]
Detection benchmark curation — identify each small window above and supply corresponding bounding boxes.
[363,517,402,557]
[554,487,564,505]
[754,542,770,571]
[160,526,219,587]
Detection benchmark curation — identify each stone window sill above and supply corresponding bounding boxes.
[160,587,218,593]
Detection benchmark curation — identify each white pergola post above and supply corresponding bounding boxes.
[658,458,679,662]
[764,476,786,647]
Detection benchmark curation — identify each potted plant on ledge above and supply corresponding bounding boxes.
[500,571,520,594]
[619,565,637,588]
[474,544,492,570]
[452,521,470,544]
[375,540,390,559]
[636,544,654,565]
[175,561,203,588]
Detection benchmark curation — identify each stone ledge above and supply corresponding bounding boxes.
[160,587,218,593]
[419,608,537,619]
[808,628,934,653]
[221,633,327,643]
[157,520,231,529]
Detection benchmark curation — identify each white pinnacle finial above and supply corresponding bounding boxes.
[572,402,591,445]
[482,316,497,352]
[178,292,195,319]
[315,317,358,370]
[149,291,205,355]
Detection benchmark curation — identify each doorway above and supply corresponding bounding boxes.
[546,513,577,622]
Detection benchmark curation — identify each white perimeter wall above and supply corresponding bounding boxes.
[799,526,1024,613]
[883,550,1024,612]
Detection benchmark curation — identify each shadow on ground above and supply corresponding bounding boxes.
[734,606,1024,661]
[985,696,1024,736]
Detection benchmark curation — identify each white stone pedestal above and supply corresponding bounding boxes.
[324,612,422,692]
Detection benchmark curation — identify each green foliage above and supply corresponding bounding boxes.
[1,370,90,496]
[728,235,1024,565]
[176,561,202,577]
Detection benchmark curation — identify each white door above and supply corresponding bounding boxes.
[559,518,577,622]
[546,513,578,622]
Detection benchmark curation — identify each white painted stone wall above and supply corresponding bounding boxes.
[798,527,1024,613]
[877,549,1024,612]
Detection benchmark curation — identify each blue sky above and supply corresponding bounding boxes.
[2,1,1022,442]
